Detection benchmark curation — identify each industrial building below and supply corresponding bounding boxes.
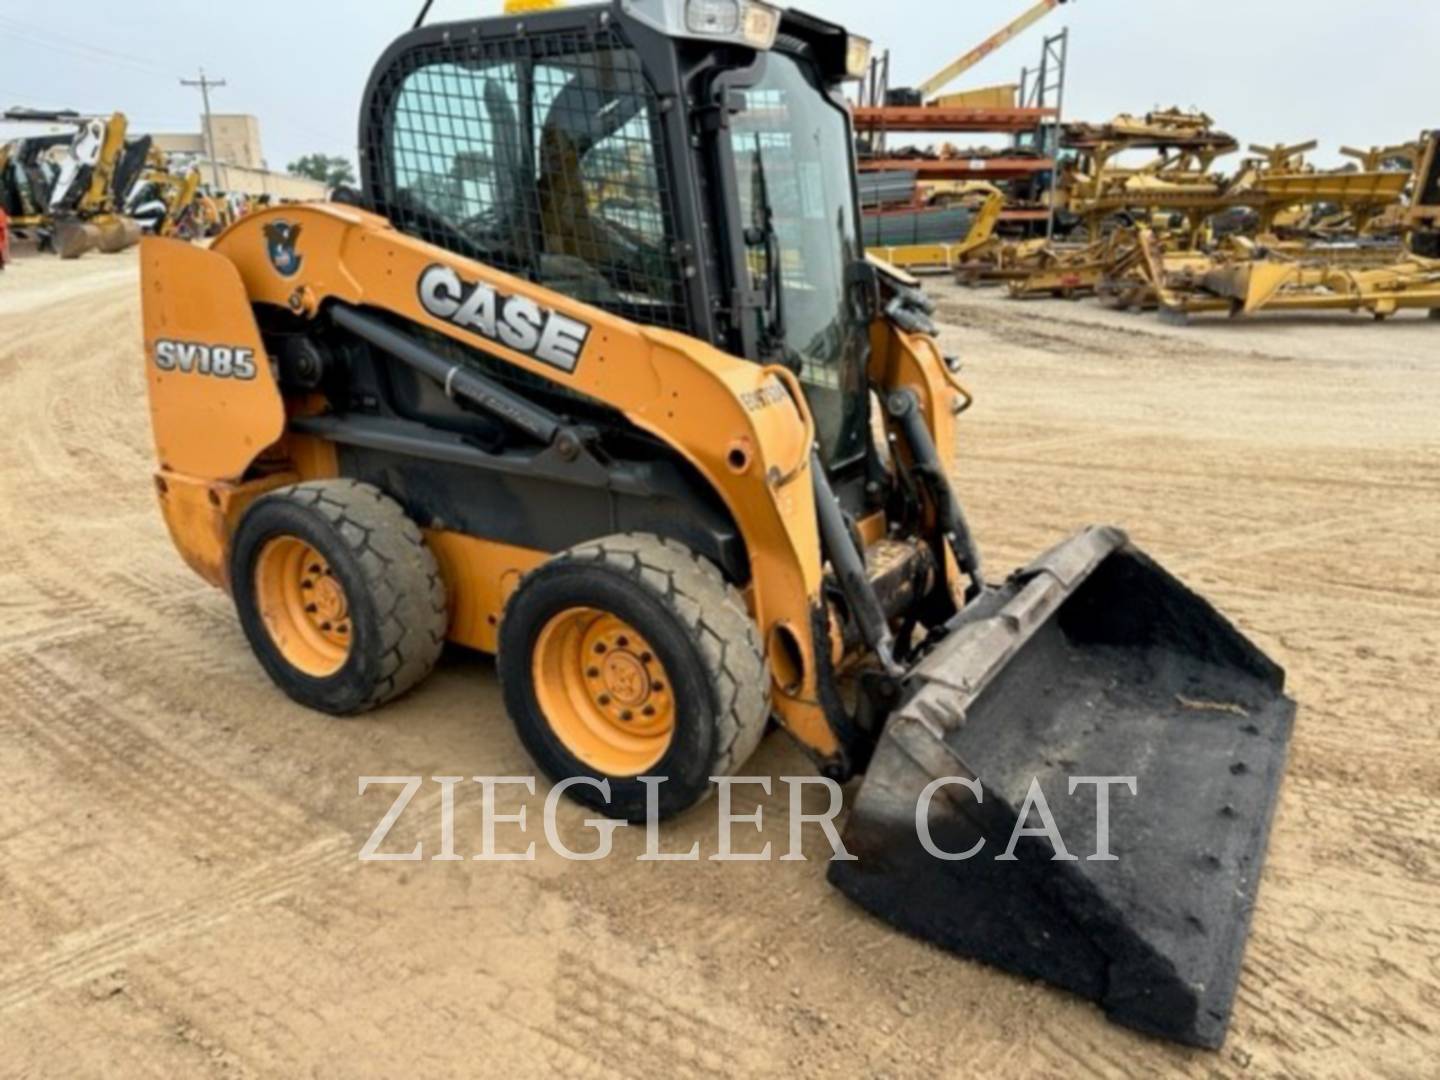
[152,113,327,200]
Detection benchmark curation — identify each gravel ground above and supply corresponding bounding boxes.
[1,247,1437,1077]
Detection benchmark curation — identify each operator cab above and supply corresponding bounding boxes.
[359,0,874,471]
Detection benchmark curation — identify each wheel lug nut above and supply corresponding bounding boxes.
[617,636,629,648]
[641,652,652,663]
[594,643,607,654]
[652,681,665,693]
[643,706,655,718]
[587,667,600,679]
[598,694,611,706]
[621,710,633,721]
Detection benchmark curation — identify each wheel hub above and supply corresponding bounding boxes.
[533,607,675,776]
[310,573,348,623]
[255,536,353,678]
[602,651,650,707]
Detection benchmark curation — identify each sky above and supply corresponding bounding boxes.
[2,1,1437,172]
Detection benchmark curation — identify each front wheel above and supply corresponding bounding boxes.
[498,534,769,822]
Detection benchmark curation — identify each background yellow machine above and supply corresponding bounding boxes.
[140,0,1293,1048]
[0,108,145,258]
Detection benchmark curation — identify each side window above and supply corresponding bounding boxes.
[382,37,689,331]
[390,60,530,276]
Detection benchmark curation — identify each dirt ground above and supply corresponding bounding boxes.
[2,246,1438,1078]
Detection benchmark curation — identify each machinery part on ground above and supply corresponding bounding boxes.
[139,1,1292,1047]
[946,194,1090,284]
[831,526,1294,1048]
[1003,228,1137,299]
[499,533,768,822]
[1407,130,1440,257]
[230,480,448,714]
[1056,115,1417,248]
[1132,229,1440,321]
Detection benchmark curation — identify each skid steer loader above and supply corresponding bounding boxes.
[139,0,1293,1047]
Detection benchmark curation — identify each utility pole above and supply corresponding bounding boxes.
[180,68,227,189]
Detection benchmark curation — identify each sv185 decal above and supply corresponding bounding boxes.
[154,339,258,380]
[417,264,590,373]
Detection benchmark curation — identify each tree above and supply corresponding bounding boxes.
[287,153,356,189]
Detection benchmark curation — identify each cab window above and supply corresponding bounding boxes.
[379,35,690,332]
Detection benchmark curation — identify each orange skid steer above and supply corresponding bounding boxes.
[139,1,1293,1047]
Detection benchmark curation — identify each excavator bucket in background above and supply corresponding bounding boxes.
[50,215,141,259]
[95,216,143,254]
[831,527,1295,1048]
[52,219,103,260]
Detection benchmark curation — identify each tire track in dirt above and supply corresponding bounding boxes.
[966,451,1440,499]
[937,300,1230,362]
[542,952,757,1078]
[0,834,357,1016]
[0,784,453,1019]
[2,652,315,860]
[1167,506,1440,575]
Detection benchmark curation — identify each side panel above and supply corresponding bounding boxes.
[427,531,549,653]
[140,237,286,481]
[154,471,298,590]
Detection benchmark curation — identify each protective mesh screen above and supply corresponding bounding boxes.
[365,24,691,333]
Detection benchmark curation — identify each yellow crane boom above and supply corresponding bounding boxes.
[917,0,1070,102]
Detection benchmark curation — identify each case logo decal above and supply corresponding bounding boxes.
[418,263,590,373]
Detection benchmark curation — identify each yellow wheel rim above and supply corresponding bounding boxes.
[532,607,676,776]
[254,536,353,678]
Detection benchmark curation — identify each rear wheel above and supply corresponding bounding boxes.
[231,480,448,715]
[499,534,768,822]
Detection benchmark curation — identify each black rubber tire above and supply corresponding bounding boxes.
[498,533,769,822]
[230,479,448,715]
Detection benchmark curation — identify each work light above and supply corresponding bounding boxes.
[684,0,781,49]
[845,35,872,80]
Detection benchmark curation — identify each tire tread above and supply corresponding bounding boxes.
[263,479,447,710]
[529,533,768,778]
